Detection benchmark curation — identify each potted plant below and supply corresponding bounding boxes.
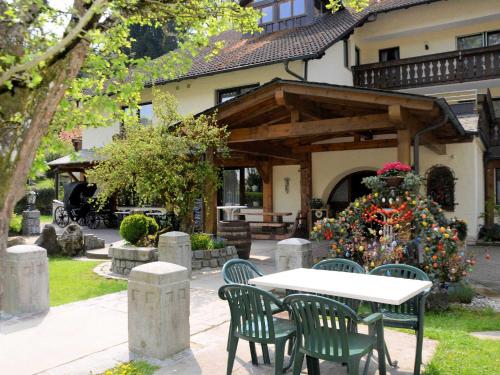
[190,233,237,269]
[377,161,412,187]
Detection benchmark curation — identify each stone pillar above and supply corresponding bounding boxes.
[3,245,49,317]
[276,238,312,272]
[128,262,190,359]
[158,231,192,276]
[22,210,40,236]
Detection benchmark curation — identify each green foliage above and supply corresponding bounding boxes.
[119,214,158,246]
[246,191,263,207]
[9,213,22,235]
[327,0,370,12]
[49,258,127,306]
[88,90,228,232]
[450,218,468,242]
[99,361,159,375]
[447,282,474,304]
[478,223,500,241]
[190,233,224,250]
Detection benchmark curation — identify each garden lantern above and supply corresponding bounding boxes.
[26,190,37,211]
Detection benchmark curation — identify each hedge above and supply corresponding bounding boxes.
[14,179,55,215]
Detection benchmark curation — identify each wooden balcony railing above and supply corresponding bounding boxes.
[353,45,500,90]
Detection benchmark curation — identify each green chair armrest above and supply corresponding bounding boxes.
[361,312,383,325]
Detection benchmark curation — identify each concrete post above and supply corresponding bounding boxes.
[3,245,49,317]
[22,210,40,236]
[276,238,312,272]
[128,262,190,359]
[158,231,192,276]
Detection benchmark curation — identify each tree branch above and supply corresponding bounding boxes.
[0,0,108,89]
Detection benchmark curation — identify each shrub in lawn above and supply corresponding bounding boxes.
[9,213,23,235]
[120,214,158,246]
[447,281,474,304]
[190,233,225,250]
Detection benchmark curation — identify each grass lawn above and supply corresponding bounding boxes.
[422,307,500,374]
[49,258,127,306]
[41,214,53,224]
[99,361,159,375]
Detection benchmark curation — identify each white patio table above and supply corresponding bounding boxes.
[249,268,432,305]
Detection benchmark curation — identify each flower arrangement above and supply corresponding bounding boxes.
[311,164,473,284]
[377,161,412,176]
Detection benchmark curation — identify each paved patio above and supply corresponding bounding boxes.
[0,241,437,375]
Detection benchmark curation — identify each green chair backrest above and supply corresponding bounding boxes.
[284,294,358,362]
[312,258,365,311]
[313,258,364,274]
[369,264,430,316]
[222,259,264,284]
[219,284,282,343]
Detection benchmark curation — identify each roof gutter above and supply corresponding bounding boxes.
[413,115,448,174]
[284,60,306,81]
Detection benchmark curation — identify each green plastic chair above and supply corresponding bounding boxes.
[219,284,296,375]
[313,259,365,313]
[222,259,284,364]
[284,294,386,375]
[369,264,430,375]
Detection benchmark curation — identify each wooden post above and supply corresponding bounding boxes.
[258,161,273,223]
[54,170,60,201]
[300,153,312,232]
[397,129,412,165]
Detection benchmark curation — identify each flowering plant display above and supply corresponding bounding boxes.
[377,161,412,176]
[311,163,474,284]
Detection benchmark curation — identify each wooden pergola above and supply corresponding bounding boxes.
[204,79,466,233]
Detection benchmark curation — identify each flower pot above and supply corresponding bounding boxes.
[382,176,404,187]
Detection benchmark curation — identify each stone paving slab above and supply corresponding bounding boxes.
[470,331,500,340]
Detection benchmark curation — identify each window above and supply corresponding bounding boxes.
[259,5,274,24]
[355,46,361,66]
[379,47,400,63]
[457,33,483,50]
[217,84,259,104]
[457,30,500,50]
[123,102,154,126]
[279,0,305,20]
[426,166,456,211]
[343,40,349,68]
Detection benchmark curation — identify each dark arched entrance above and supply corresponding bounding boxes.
[328,170,376,215]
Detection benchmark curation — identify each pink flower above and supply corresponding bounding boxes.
[377,161,412,175]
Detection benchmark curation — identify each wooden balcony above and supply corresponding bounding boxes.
[353,45,500,90]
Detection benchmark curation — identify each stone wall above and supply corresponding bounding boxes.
[191,245,238,270]
[109,241,158,276]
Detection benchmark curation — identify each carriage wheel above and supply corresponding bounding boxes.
[54,207,69,228]
[103,213,118,229]
[86,212,100,229]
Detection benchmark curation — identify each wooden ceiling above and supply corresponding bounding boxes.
[210,80,468,166]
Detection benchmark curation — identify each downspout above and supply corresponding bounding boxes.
[413,115,448,174]
[284,60,306,81]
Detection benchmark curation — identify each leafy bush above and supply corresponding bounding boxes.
[478,223,500,241]
[9,213,22,235]
[447,281,474,304]
[191,233,224,250]
[450,218,468,241]
[120,214,158,246]
[245,191,263,207]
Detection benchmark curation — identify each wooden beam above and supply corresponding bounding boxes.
[397,129,412,165]
[228,114,393,143]
[230,143,301,161]
[257,161,273,222]
[281,84,436,111]
[218,91,275,120]
[296,138,398,153]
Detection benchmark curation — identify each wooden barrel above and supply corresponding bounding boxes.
[217,220,251,259]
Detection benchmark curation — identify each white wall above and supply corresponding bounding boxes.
[308,41,353,86]
[272,165,301,222]
[82,123,120,149]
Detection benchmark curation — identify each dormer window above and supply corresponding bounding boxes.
[279,0,306,19]
[260,5,274,24]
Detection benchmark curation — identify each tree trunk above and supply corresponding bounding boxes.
[0,40,90,310]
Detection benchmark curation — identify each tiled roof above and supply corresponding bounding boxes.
[154,0,441,84]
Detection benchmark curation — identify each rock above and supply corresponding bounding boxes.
[426,286,449,312]
[35,225,60,255]
[57,223,84,256]
[83,234,105,250]
[7,236,26,247]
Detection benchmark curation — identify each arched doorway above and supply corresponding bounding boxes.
[328,170,376,215]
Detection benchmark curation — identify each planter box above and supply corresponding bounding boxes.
[191,245,238,270]
[109,240,158,276]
